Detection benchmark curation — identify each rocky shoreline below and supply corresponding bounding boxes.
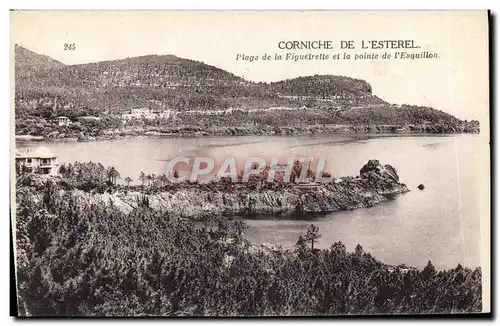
[21,160,409,220]
[15,122,480,143]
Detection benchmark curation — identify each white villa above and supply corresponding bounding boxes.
[57,116,71,126]
[15,147,58,175]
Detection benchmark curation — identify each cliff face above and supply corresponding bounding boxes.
[46,160,408,219]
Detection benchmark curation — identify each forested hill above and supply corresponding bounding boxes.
[14,44,65,75]
[24,53,246,90]
[14,45,479,138]
[15,45,252,111]
[14,45,376,110]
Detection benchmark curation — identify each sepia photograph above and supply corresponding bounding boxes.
[10,10,490,316]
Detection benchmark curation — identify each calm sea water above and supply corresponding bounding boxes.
[17,134,485,269]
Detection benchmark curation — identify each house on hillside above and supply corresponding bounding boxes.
[80,116,102,121]
[56,116,71,126]
[130,107,152,115]
[15,147,58,175]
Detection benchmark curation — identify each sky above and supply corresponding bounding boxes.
[10,10,489,124]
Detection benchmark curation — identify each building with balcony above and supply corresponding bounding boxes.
[57,116,71,126]
[15,146,58,175]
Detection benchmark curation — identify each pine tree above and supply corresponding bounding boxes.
[355,244,364,257]
[421,260,437,281]
[305,224,322,250]
[124,177,133,186]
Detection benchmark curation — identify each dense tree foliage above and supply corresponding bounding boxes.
[14,176,482,316]
[269,75,372,97]
[55,162,122,191]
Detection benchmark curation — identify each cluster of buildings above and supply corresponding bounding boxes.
[56,116,102,127]
[177,106,311,117]
[121,107,175,122]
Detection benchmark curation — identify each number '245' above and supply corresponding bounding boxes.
[64,43,76,51]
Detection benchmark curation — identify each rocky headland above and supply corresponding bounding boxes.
[18,159,409,220]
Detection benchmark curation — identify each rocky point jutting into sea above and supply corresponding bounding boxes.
[18,160,409,220]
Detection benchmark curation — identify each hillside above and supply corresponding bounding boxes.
[13,45,479,139]
[14,45,376,110]
[15,46,251,111]
[14,44,65,73]
[22,54,245,91]
[270,75,373,97]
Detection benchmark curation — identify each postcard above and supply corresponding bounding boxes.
[10,10,490,316]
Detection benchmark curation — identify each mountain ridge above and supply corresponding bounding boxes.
[14,44,373,98]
